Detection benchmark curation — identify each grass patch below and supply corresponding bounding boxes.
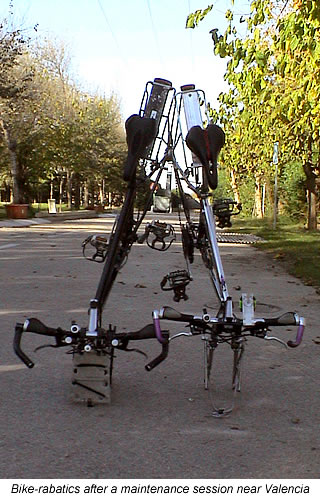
[30,202,74,213]
[0,204,6,219]
[230,216,320,290]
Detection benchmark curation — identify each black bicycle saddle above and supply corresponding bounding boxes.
[123,114,157,182]
[186,124,225,190]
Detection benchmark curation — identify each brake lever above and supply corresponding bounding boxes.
[264,335,288,349]
[34,343,61,353]
[169,332,193,341]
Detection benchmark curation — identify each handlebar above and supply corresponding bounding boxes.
[287,317,305,348]
[14,319,68,369]
[14,324,35,368]
[113,322,170,371]
[253,313,305,347]
[13,318,170,372]
[159,307,305,348]
[159,306,198,324]
[13,306,304,372]
[115,323,157,341]
[23,318,63,336]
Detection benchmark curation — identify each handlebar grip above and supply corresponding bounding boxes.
[13,324,34,368]
[275,312,298,326]
[123,324,156,341]
[23,318,59,336]
[159,306,195,323]
[262,312,298,327]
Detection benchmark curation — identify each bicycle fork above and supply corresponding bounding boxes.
[203,335,245,417]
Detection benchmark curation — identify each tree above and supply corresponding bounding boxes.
[0,19,34,203]
[187,0,320,228]
[0,31,127,207]
[271,1,320,228]
[28,39,127,207]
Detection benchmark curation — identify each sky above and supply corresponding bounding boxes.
[1,0,251,119]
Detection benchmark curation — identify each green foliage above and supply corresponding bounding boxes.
[186,5,213,29]
[0,29,126,206]
[0,18,29,99]
[278,161,306,219]
[188,0,320,228]
[214,166,233,199]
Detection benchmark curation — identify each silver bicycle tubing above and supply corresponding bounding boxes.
[202,198,229,303]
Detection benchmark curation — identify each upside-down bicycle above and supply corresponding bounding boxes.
[13,78,305,415]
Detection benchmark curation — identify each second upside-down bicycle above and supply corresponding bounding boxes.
[13,78,305,415]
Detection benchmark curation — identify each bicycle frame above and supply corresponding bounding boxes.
[13,78,305,414]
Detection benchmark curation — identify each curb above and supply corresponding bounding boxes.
[0,210,102,229]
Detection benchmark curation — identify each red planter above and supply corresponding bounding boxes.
[5,204,29,219]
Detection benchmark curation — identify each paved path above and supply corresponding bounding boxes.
[0,216,319,478]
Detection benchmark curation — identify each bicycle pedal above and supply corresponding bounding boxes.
[212,198,242,229]
[82,235,109,262]
[141,220,176,251]
[160,270,192,302]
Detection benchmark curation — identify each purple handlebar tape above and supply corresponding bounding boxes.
[153,312,166,344]
[287,319,305,348]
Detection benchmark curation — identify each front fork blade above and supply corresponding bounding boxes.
[204,339,244,417]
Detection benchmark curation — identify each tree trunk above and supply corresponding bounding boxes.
[229,168,241,204]
[305,174,318,230]
[0,120,24,203]
[264,177,274,216]
[66,171,72,209]
[73,173,81,210]
[59,177,64,212]
[254,174,263,218]
[99,183,103,205]
[83,181,89,207]
[301,135,318,230]
[303,162,318,230]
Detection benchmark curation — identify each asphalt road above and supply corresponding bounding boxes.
[0,215,319,479]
